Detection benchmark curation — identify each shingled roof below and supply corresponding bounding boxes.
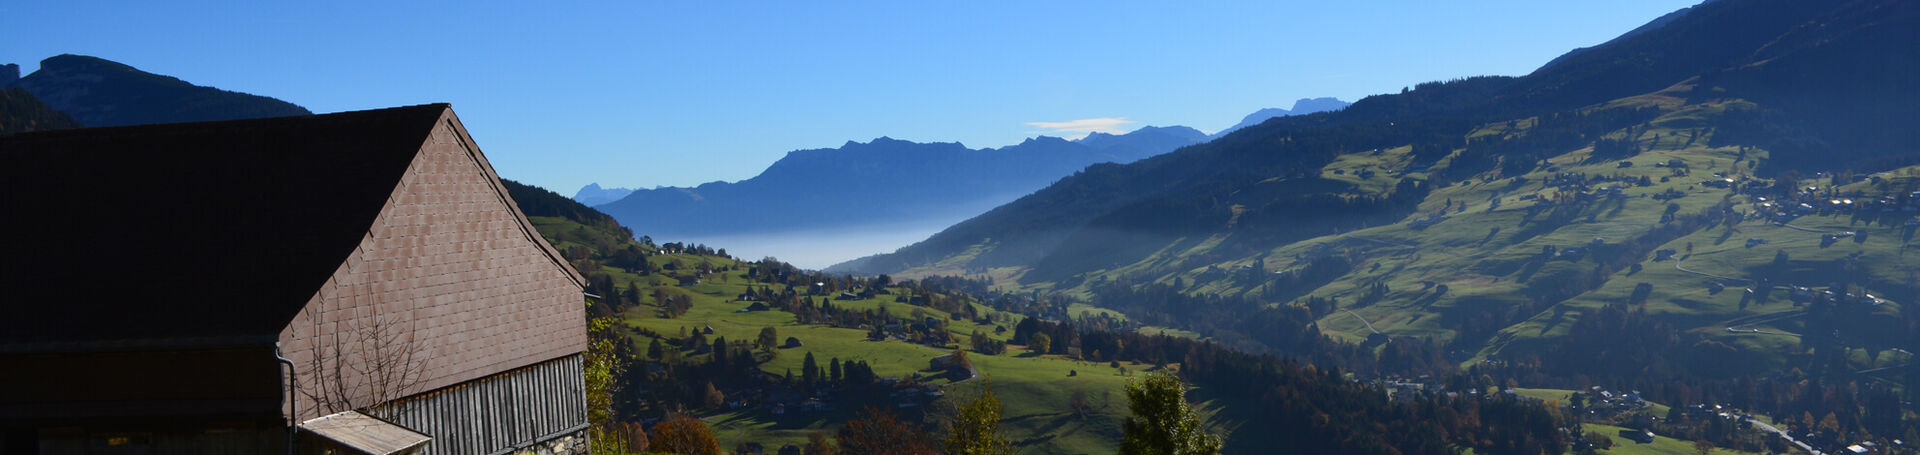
[0,104,454,345]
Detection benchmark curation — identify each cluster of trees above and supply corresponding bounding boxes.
[1479,302,1918,449]
[1006,315,1572,454]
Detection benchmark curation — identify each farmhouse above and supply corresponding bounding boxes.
[0,105,592,454]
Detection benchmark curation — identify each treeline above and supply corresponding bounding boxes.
[1478,302,1919,450]
[1012,317,1571,454]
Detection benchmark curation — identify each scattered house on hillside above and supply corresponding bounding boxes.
[0,105,592,454]
[1619,429,1656,444]
[746,302,771,312]
[809,282,826,294]
[678,275,703,286]
[1655,248,1678,261]
[702,325,717,335]
[1410,213,1448,229]
[930,354,961,370]
[836,291,860,300]
[1747,238,1767,247]
[784,337,803,348]
[1617,161,1634,168]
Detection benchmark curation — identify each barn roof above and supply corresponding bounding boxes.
[0,104,448,345]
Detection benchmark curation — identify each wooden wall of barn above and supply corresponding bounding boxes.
[373,354,588,455]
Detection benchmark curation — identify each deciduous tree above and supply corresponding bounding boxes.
[651,414,723,455]
[943,381,1012,455]
[837,407,935,455]
[1119,373,1220,455]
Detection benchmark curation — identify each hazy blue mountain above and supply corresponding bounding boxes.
[5,54,310,128]
[1210,97,1350,138]
[1078,125,1208,161]
[572,183,636,206]
[593,125,1207,266]
[0,64,18,86]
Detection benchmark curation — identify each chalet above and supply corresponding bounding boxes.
[0,105,592,454]
[1619,429,1656,444]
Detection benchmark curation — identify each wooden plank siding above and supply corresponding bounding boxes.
[373,354,587,455]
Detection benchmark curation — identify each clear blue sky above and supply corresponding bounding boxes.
[5,1,1696,193]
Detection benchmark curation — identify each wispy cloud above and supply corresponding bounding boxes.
[1025,117,1135,139]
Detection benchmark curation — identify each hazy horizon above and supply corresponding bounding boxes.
[3,1,1697,193]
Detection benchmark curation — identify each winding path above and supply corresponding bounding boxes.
[1672,257,1750,284]
[1342,234,1419,248]
[1342,309,1381,334]
[1745,417,1819,454]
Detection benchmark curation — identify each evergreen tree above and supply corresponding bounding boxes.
[712,336,730,369]
[802,352,820,385]
[829,358,843,383]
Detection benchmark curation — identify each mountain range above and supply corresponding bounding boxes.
[831,0,1918,376]
[574,99,1348,210]
[3,54,309,128]
[579,103,1346,267]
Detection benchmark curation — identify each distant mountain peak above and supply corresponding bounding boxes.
[1289,97,1349,114]
[1020,135,1072,146]
[572,183,636,207]
[1212,98,1350,138]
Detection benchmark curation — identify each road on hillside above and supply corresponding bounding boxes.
[1342,309,1381,334]
[1745,417,1819,454]
[1673,257,1749,283]
[1342,234,1418,248]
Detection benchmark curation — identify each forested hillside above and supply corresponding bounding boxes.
[502,179,1602,454]
[832,1,1919,449]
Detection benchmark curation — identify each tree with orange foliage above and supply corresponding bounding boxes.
[836,407,936,455]
[650,413,723,455]
[611,421,648,453]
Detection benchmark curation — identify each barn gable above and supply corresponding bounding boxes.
[1,104,593,453]
[279,107,587,418]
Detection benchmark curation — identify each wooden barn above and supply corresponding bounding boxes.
[0,104,592,455]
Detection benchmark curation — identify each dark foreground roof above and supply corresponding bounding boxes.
[0,104,448,345]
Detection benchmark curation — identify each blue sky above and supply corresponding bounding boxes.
[5,1,1696,193]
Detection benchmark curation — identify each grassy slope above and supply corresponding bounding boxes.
[529,213,1170,454]
[895,89,1917,372]
[1584,424,1755,455]
[626,264,1163,454]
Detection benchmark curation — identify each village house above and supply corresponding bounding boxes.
[0,105,592,454]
